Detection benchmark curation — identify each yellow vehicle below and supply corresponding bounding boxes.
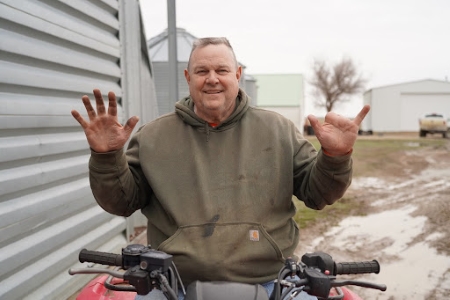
[419,113,448,138]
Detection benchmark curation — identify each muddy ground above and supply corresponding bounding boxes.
[295,136,450,299]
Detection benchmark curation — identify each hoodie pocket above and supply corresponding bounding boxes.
[157,222,285,285]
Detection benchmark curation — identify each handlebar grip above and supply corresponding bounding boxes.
[335,260,380,275]
[79,249,123,267]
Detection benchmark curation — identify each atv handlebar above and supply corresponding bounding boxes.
[335,260,380,275]
[79,249,122,267]
[72,244,178,298]
[271,252,386,299]
[69,245,386,300]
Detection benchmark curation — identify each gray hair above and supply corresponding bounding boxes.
[187,37,238,70]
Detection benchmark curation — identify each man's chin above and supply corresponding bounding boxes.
[203,93,224,100]
[202,96,225,106]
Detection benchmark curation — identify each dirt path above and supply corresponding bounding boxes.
[295,139,450,299]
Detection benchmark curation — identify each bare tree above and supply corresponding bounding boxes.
[310,57,366,112]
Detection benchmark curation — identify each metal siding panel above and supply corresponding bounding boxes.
[0,215,127,299]
[152,61,189,116]
[0,92,124,131]
[0,60,121,96]
[140,56,160,121]
[58,0,120,30]
[178,62,190,100]
[0,133,88,163]
[0,206,111,279]
[368,80,450,132]
[0,180,93,245]
[0,27,121,76]
[0,0,134,298]
[1,0,120,48]
[26,234,127,300]
[0,155,89,195]
[119,0,158,236]
[371,87,401,132]
[400,94,450,131]
[0,0,158,297]
[153,62,171,115]
[362,90,373,131]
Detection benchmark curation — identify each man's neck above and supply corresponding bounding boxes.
[193,103,235,125]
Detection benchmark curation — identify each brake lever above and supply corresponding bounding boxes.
[68,268,125,278]
[332,280,387,291]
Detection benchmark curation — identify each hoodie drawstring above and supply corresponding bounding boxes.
[205,122,210,142]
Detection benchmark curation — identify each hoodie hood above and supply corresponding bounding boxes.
[175,88,250,132]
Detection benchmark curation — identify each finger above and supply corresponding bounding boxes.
[353,105,370,126]
[82,95,97,120]
[123,116,140,136]
[107,91,118,117]
[71,110,89,129]
[307,114,322,136]
[93,89,106,116]
[324,111,340,125]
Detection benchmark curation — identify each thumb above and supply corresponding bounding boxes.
[307,115,321,136]
[124,116,140,136]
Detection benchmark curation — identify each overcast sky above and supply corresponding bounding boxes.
[140,0,450,116]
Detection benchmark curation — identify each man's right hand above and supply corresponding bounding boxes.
[71,89,139,153]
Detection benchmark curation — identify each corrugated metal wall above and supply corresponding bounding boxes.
[0,0,157,298]
[152,61,190,116]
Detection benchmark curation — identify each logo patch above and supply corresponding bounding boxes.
[249,230,260,241]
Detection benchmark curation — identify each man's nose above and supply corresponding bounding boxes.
[205,71,219,83]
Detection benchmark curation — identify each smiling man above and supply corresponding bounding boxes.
[184,38,242,126]
[71,37,370,300]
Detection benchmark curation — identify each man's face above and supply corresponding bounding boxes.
[184,44,242,122]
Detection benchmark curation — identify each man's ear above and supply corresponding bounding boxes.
[184,69,190,83]
[236,66,242,81]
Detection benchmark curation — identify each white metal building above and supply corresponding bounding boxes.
[362,79,450,133]
[252,74,305,133]
[0,0,157,298]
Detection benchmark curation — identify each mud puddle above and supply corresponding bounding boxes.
[296,152,450,300]
[305,205,450,299]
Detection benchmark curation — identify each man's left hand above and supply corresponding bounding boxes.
[307,105,370,156]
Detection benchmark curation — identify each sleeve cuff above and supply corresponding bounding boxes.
[89,148,127,171]
[322,148,353,157]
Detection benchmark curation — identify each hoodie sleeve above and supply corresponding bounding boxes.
[88,130,151,217]
[292,131,353,210]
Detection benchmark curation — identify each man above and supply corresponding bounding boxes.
[71,37,369,300]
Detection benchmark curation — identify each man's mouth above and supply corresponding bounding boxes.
[204,90,222,94]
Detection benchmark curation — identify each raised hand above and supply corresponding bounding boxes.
[71,89,139,153]
[307,105,370,156]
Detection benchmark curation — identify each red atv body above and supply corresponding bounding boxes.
[75,275,363,300]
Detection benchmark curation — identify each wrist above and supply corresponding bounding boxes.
[322,148,353,157]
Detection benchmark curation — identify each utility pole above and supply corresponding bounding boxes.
[167,0,179,103]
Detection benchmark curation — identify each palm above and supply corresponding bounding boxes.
[71,89,139,153]
[82,115,132,152]
[308,105,370,156]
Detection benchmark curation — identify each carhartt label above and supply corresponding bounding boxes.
[249,230,259,241]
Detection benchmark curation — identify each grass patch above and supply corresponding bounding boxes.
[306,136,447,177]
[293,196,357,229]
[307,136,447,155]
[294,136,448,228]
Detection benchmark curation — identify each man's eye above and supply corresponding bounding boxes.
[218,69,228,74]
[196,70,207,74]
